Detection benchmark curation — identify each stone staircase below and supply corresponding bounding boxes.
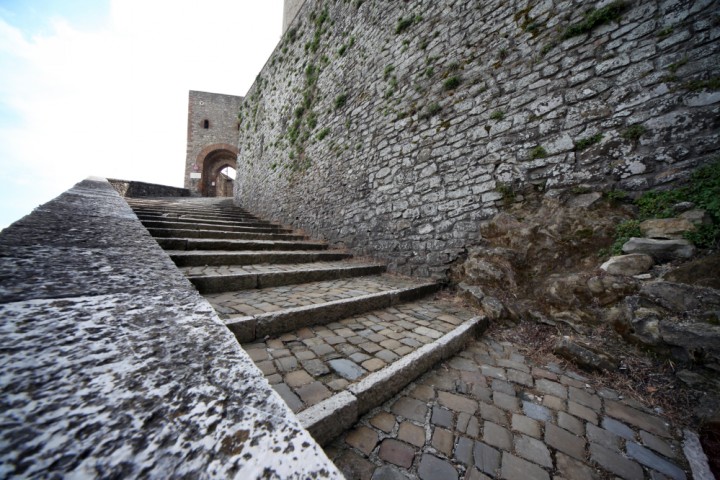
[126,197,486,444]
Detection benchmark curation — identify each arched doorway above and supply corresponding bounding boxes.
[195,144,239,197]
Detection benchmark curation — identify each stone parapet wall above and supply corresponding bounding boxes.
[235,0,720,278]
[0,177,338,478]
[108,178,191,197]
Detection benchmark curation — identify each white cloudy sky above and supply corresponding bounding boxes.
[0,0,283,229]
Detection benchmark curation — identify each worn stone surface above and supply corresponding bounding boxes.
[622,237,696,262]
[234,0,720,279]
[0,179,339,478]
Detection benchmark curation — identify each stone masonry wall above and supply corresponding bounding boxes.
[185,90,243,195]
[108,178,190,197]
[235,0,720,278]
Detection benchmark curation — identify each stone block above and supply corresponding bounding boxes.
[501,452,550,480]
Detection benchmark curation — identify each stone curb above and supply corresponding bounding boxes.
[298,315,489,445]
[189,263,387,293]
[226,282,441,342]
[156,237,328,251]
[168,250,352,267]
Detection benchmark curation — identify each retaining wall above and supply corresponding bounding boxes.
[234,0,720,278]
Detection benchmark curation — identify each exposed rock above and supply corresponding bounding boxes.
[622,237,696,262]
[566,192,603,209]
[639,218,696,239]
[639,282,720,315]
[672,201,695,213]
[661,321,720,367]
[600,254,654,276]
[458,283,506,320]
[586,275,638,306]
[554,336,619,372]
[664,254,720,290]
[679,209,713,226]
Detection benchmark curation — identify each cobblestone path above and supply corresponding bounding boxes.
[326,334,693,480]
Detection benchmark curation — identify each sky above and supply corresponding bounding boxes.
[0,0,283,229]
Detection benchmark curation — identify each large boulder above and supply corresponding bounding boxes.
[679,209,713,226]
[622,237,696,262]
[639,218,696,239]
[600,254,654,276]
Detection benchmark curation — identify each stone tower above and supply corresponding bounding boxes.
[184,91,244,197]
[283,0,305,34]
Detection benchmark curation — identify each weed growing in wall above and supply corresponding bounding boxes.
[530,146,547,159]
[334,93,348,110]
[396,14,422,34]
[443,76,461,91]
[561,1,627,39]
[575,133,603,151]
[622,125,646,141]
[490,110,505,121]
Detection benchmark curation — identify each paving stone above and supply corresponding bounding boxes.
[472,386,493,403]
[431,406,454,428]
[295,381,332,405]
[301,358,330,376]
[376,349,400,363]
[455,436,474,466]
[559,375,586,389]
[295,350,317,361]
[556,452,600,480]
[270,348,292,358]
[439,391,478,414]
[267,373,282,384]
[545,423,586,460]
[586,423,622,451]
[493,391,520,412]
[557,411,584,435]
[542,395,566,412]
[481,365,506,380]
[568,400,598,424]
[350,352,372,364]
[590,443,644,480]
[465,416,480,438]
[501,452,550,480]
[449,357,480,371]
[285,369,314,387]
[506,369,534,387]
[457,412,471,432]
[602,416,636,440]
[362,358,387,372]
[409,384,435,401]
[329,358,367,381]
[256,360,277,375]
[491,379,516,396]
[310,343,336,357]
[483,421,512,450]
[334,449,376,480]
[431,427,454,456]
[515,434,553,468]
[370,411,396,433]
[378,439,415,469]
[497,359,530,373]
[272,383,303,412]
[327,378,350,391]
[640,430,677,459]
[465,467,492,480]
[360,342,382,354]
[522,401,553,422]
[480,402,508,426]
[536,379,567,399]
[346,426,379,455]
[626,442,687,480]
[532,367,558,381]
[472,441,501,476]
[246,348,269,361]
[371,465,413,480]
[511,414,541,439]
[605,400,671,438]
[391,397,428,423]
[568,386,602,411]
[418,454,458,480]
[398,422,425,447]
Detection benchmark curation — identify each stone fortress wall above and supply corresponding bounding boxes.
[235,0,720,278]
[184,90,244,196]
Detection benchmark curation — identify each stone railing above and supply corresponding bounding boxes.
[0,177,338,478]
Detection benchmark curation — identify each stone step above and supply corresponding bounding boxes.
[141,219,292,234]
[136,214,276,229]
[241,298,487,445]
[168,250,352,267]
[210,275,440,342]
[127,201,256,213]
[146,227,306,241]
[134,210,259,222]
[156,238,328,252]
[184,261,387,293]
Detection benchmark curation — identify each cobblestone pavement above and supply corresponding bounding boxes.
[326,334,691,480]
[181,259,377,277]
[205,274,426,316]
[242,298,475,412]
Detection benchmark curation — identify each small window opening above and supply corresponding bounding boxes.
[203,119,209,129]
